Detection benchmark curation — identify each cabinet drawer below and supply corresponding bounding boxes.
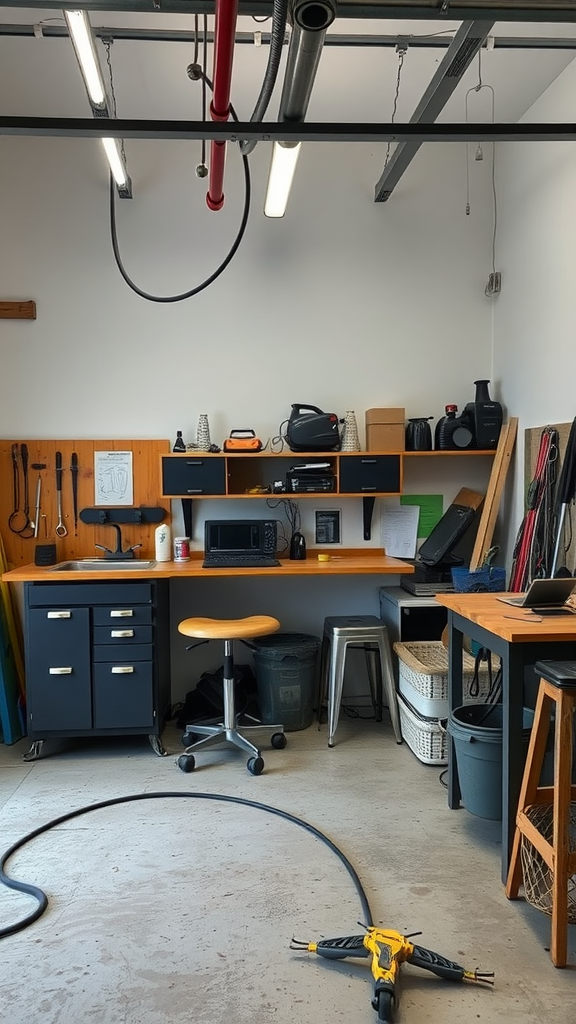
[93,662,154,729]
[339,455,400,493]
[27,607,92,732]
[93,605,153,626]
[27,582,154,607]
[93,625,153,646]
[93,643,153,662]
[161,455,226,496]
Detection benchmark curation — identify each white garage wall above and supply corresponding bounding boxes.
[493,56,576,568]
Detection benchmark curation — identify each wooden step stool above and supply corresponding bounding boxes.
[505,659,576,967]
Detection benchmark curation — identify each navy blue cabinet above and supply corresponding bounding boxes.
[24,580,170,758]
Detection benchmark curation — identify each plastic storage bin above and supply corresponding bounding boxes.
[252,633,321,732]
[393,641,493,718]
[448,703,534,819]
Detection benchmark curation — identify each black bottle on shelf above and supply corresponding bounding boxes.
[434,405,474,450]
[462,380,503,450]
[173,431,186,452]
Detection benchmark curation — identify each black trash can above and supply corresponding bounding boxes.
[252,633,321,731]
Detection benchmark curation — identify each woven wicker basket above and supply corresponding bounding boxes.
[394,641,493,718]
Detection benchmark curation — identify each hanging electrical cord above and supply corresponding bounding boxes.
[382,42,406,170]
[109,72,251,303]
[0,791,373,939]
[240,0,289,157]
[509,427,560,592]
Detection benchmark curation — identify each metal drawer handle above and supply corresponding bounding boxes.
[186,460,203,465]
[361,486,377,491]
[110,609,134,618]
[361,458,377,464]
[111,629,135,638]
[49,667,72,675]
[186,489,203,494]
[111,666,135,674]
[47,610,71,619]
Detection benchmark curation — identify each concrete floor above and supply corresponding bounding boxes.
[1,715,574,1024]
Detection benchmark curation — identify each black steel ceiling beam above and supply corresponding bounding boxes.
[2,22,576,49]
[2,1,576,24]
[374,18,494,201]
[1,115,575,142]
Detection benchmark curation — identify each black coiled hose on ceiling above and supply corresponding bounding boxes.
[240,0,290,157]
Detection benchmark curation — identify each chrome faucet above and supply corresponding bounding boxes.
[95,523,142,560]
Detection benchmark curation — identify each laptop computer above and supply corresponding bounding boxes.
[497,577,576,610]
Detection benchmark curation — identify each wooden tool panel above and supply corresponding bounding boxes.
[0,439,170,568]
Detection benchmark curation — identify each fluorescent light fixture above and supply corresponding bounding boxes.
[264,141,301,218]
[102,138,130,191]
[64,9,106,110]
[65,9,132,197]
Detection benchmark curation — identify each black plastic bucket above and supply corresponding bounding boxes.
[448,703,534,820]
[251,633,321,731]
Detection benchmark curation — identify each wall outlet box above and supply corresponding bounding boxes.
[487,272,502,294]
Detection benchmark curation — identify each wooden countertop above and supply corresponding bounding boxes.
[2,549,414,583]
[436,592,576,643]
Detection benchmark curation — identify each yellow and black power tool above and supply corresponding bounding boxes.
[290,926,493,1023]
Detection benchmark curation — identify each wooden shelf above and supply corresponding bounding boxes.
[402,449,496,457]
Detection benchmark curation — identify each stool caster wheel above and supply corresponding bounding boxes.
[182,731,197,747]
[178,753,196,773]
[247,756,264,776]
[271,732,287,750]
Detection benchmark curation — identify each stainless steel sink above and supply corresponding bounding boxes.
[49,559,157,572]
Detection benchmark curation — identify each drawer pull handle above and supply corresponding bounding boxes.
[111,666,135,674]
[361,459,377,464]
[47,610,71,619]
[111,630,134,638]
[186,489,203,494]
[186,460,203,466]
[361,486,377,491]
[49,667,72,675]
[110,609,134,618]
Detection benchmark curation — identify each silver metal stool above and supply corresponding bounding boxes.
[318,615,402,747]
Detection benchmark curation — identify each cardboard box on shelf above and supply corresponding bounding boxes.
[365,408,405,451]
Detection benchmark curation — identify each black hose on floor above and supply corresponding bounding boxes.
[0,791,374,939]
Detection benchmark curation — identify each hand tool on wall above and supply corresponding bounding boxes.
[70,452,79,536]
[8,443,34,537]
[30,462,47,540]
[55,451,67,538]
[32,476,41,538]
[290,926,493,1024]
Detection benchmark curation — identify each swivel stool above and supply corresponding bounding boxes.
[177,615,286,776]
[505,659,576,966]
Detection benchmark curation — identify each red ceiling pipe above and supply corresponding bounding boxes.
[206,0,239,212]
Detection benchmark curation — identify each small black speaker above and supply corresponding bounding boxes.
[35,544,57,566]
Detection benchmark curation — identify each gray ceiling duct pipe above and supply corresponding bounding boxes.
[263,0,335,216]
[278,0,336,122]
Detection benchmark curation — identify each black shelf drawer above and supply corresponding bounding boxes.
[339,455,401,493]
[161,455,226,496]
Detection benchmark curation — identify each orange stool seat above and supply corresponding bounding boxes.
[176,614,286,776]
